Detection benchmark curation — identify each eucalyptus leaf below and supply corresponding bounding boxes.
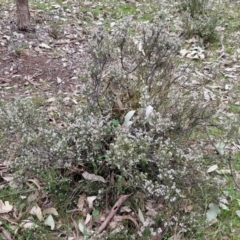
[206,203,220,222]
[236,210,240,218]
[138,208,145,225]
[123,110,135,128]
[44,215,55,230]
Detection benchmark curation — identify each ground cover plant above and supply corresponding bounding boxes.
[0,0,240,239]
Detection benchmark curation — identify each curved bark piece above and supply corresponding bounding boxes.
[97,193,132,234]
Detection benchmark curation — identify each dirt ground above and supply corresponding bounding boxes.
[0,10,90,101]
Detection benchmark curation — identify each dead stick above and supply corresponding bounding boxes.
[97,193,132,234]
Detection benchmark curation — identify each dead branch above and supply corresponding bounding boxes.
[97,193,132,234]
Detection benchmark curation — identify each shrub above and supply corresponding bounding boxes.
[0,19,221,237]
[82,20,219,235]
[178,0,218,43]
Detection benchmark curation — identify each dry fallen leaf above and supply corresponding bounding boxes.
[57,77,62,84]
[0,200,13,213]
[82,171,106,183]
[207,164,218,173]
[39,43,51,49]
[216,169,231,174]
[180,49,188,57]
[109,219,118,229]
[1,174,14,182]
[20,220,38,229]
[185,205,193,212]
[77,194,86,212]
[47,97,56,103]
[84,213,92,225]
[27,191,40,202]
[168,234,181,240]
[0,165,8,172]
[146,209,158,217]
[34,46,42,53]
[0,227,12,240]
[3,35,10,41]
[78,221,86,236]
[0,213,17,224]
[55,221,62,230]
[30,205,43,221]
[87,196,97,209]
[138,208,145,225]
[44,215,55,230]
[43,208,59,216]
[145,201,158,216]
[120,206,132,213]
[114,215,139,229]
[27,178,42,189]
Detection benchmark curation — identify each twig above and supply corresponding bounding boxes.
[227,155,240,190]
[97,193,132,234]
[0,187,44,197]
[71,213,80,240]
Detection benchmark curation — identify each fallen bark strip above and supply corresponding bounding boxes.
[97,193,132,234]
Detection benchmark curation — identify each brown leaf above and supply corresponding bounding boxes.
[0,227,12,240]
[0,213,17,225]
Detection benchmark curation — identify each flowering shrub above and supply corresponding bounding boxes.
[83,19,220,235]
[0,19,221,237]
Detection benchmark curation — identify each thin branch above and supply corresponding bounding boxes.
[97,193,132,234]
[227,155,240,190]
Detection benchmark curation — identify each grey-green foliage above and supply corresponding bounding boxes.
[85,20,181,112]
[179,0,209,18]
[185,13,218,42]
[0,100,49,166]
[83,20,219,234]
[179,0,218,42]
[0,99,113,169]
